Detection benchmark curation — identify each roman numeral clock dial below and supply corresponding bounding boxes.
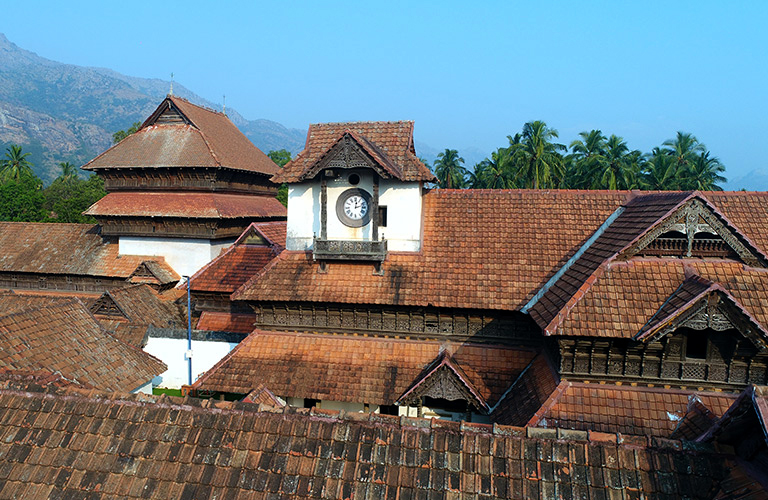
[336,188,372,227]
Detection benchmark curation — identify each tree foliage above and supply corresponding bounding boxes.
[433,149,468,189]
[1,145,35,182]
[112,122,142,144]
[0,144,107,223]
[268,149,292,207]
[462,123,726,191]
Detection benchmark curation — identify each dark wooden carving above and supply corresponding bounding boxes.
[622,199,764,266]
[399,365,484,411]
[96,216,277,240]
[558,332,768,391]
[249,302,541,344]
[99,168,276,194]
[302,134,393,181]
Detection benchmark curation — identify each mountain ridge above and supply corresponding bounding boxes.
[0,33,306,184]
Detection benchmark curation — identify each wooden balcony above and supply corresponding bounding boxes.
[313,237,387,262]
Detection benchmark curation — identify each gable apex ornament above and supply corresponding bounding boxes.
[300,132,398,181]
[620,197,766,267]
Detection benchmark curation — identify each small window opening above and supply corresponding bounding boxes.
[378,206,388,227]
[303,398,319,409]
[379,404,398,415]
[348,173,360,185]
[685,333,708,360]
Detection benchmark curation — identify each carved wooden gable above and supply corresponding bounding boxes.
[621,198,766,267]
[127,262,163,286]
[89,293,127,319]
[397,354,489,412]
[301,133,395,181]
[236,226,268,246]
[149,99,191,126]
[636,281,768,353]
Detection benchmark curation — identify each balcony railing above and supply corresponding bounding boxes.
[643,237,735,257]
[313,237,387,262]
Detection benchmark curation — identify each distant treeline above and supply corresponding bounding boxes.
[0,145,106,223]
[431,121,726,191]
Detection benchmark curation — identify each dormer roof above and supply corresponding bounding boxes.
[82,96,279,176]
[527,191,768,335]
[272,121,435,183]
[634,274,768,351]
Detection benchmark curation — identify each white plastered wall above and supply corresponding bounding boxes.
[119,236,234,277]
[286,170,422,252]
[144,337,239,389]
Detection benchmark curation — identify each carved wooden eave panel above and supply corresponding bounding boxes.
[300,133,397,181]
[397,355,489,412]
[636,288,768,353]
[620,198,767,267]
[89,293,128,319]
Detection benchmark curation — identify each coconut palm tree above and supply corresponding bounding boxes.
[1,145,34,182]
[642,147,678,190]
[683,151,726,191]
[662,132,705,179]
[433,149,468,189]
[568,130,607,189]
[471,148,516,189]
[509,121,566,189]
[58,162,79,182]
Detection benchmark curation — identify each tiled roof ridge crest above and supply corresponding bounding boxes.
[0,384,725,452]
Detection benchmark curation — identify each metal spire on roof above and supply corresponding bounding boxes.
[222,95,226,116]
[169,73,174,96]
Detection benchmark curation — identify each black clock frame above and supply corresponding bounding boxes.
[336,188,372,227]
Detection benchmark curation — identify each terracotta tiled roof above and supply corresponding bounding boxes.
[0,300,165,391]
[491,353,560,426]
[528,382,737,437]
[550,260,768,338]
[83,96,279,176]
[273,121,435,183]
[670,399,720,441]
[0,289,85,314]
[83,191,286,219]
[193,330,536,406]
[234,189,629,310]
[0,368,87,389]
[700,385,768,444]
[0,381,751,499]
[0,222,177,279]
[529,191,768,336]
[191,242,280,295]
[240,220,287,248]
[91,284,185,328]
[195,311,258,333]
[242,382,284,407]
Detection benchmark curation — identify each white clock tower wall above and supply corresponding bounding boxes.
[285,170,423,252]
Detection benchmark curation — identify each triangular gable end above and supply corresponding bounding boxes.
[142,97,192,128]
[635,282,768,353]
[89,293,128,320]
[397,353,489,412]
[298,132,400,181]
[128,262,165,286]
[619,197,767,267]
[234,224,270,246]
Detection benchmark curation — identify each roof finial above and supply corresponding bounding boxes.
[169,73,174,96]
[222,95,226,116]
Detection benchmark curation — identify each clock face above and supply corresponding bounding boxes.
[336,188,372,227]
[343,195,368,220]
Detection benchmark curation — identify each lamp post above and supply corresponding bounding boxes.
[183,275,192,386]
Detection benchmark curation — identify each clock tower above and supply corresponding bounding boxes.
[272,122,435,267]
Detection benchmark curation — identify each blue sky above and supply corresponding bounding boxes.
[3,1,767,184]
